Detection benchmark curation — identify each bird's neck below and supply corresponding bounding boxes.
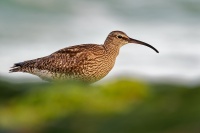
[103,42,120,58]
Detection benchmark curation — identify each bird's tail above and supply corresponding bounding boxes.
[9,62,25,73]
[9,59,38,73]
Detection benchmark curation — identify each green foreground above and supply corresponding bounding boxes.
[0,79,200,133]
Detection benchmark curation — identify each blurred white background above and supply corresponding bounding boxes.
[0,0,200,84]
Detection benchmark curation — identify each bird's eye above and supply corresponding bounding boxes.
[117,35,123,39]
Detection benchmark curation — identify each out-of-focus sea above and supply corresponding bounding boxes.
[0,0,200,84]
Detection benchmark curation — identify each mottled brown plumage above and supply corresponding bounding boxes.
[9,31,159,83]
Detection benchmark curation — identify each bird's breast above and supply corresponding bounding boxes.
[79,54,117,82]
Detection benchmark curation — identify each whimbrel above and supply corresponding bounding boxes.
[10,31,159,83]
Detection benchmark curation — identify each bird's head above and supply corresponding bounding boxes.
[105,31,159,53]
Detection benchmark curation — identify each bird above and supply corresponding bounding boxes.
[9,31,159,83]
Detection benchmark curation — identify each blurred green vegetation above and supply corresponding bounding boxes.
[0,78,200,133]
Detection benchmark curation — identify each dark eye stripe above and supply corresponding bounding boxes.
[117,35,122,39]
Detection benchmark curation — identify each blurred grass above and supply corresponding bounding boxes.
[0,78,200,133]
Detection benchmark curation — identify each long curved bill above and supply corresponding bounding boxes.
[129,38,159,53]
